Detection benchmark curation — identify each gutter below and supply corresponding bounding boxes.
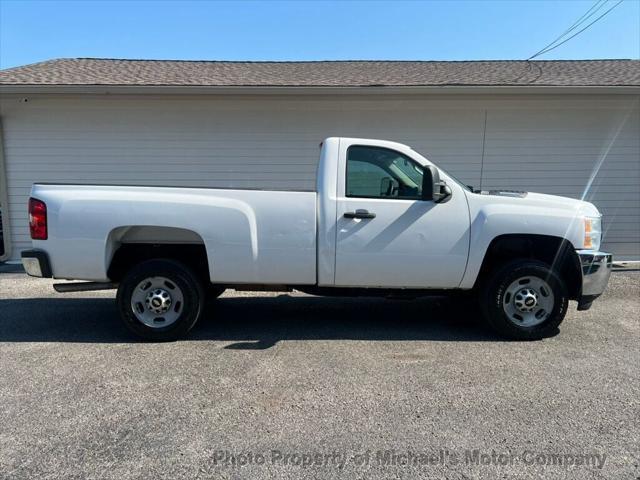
[0,85,639,95]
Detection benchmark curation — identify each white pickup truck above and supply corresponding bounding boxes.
[21,137,612,341]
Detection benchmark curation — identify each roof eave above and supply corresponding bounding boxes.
[1,84,639,95]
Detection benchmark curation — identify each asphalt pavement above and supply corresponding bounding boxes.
[0,270,638,479]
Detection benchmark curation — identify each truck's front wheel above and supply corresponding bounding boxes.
[480,260,568,340]
[116,259,205,341]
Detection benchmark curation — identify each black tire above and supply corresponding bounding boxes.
[116,258,205,341]
[480,259,568,340]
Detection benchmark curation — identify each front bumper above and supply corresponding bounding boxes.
[576,250,612,311]
[21,249,53,278]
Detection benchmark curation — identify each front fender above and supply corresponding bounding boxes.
[460,199,588,288]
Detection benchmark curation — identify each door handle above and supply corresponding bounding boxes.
[344,209,376,219]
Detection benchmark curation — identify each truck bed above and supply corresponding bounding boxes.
[30,184,318,284]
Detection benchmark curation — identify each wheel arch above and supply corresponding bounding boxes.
[106,226,211,283]
[473,233,582,300]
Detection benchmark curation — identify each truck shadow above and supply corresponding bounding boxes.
[0,295,505,345]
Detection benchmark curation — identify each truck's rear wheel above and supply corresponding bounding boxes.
[117,259,205,341]
[480,259,568,340]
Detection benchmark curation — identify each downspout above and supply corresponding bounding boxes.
[0,116,12,262]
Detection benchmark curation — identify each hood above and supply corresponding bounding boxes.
[473,190,600,216]
[523,192,600,216]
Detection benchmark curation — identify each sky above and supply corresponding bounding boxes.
[0,0,638,69]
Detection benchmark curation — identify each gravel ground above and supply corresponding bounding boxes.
[0,270,638,479]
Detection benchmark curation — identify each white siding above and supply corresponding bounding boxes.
[0,93,638,261]
[481,100,640,259]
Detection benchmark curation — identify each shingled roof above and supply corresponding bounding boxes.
[1,58,639,88]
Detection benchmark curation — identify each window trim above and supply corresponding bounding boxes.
[345,145,425,201]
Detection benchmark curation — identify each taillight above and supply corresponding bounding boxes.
[29,198,48,240]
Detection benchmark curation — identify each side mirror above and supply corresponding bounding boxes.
[380,176,398,197]
[422,165,452,203]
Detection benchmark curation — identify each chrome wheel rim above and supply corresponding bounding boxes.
[131,276,184,328]
[503,276,554,327]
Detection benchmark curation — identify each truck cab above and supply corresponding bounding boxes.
[316,137,471,289]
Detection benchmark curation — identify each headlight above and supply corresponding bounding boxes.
[583,216,602,251]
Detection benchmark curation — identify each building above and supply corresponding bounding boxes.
[0,58,639,263]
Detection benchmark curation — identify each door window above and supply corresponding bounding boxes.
[346,146,423,199]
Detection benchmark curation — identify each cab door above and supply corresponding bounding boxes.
[333,141,470,288]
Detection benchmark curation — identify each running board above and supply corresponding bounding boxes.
[53,282,118,293]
